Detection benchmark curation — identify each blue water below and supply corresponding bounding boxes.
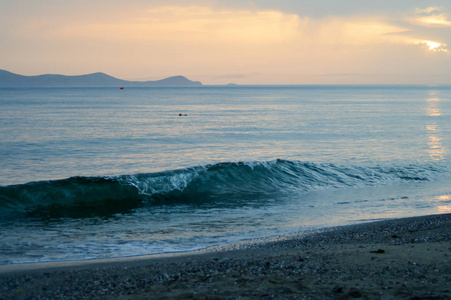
[1,85,451,264]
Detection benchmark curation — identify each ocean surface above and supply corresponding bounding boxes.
[1,85,450,265]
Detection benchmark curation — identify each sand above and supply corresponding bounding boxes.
[1,213,451,299]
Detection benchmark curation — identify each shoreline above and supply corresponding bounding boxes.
[1,213,451,299]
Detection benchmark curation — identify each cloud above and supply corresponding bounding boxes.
[416,7,443,17]
[309,17,410,46]
[416,40,448,52]
[3,3,450,84]
[412,7,451,27]
[50,6,412,48]
[54,6,301,45]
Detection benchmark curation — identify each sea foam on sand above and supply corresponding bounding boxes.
[1,214,451,299]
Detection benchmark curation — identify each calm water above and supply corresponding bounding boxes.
[1,86,450,264]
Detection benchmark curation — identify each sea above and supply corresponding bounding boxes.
[1,85,450,265]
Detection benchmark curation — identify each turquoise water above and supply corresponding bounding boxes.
[1,86,450,264]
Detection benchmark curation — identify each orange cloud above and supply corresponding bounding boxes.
[412,7,451,27]
[5,4,450,84]
[52,6,411,49]
[54,6,301,45]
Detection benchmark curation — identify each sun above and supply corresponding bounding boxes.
[418,40,448,52]
[425,41,441,50]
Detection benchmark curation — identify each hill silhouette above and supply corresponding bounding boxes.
[0,70,203,87]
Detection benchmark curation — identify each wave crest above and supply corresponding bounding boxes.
[0,160,445,219]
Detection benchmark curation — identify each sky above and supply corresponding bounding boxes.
[1,0,451,85]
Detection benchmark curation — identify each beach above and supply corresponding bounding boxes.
[1,213,450,299]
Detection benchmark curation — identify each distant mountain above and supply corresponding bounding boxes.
[0,69,203,87]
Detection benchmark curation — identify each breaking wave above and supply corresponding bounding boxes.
[0,160,445,219]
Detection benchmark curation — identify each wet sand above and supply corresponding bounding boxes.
[1,213,451,299]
